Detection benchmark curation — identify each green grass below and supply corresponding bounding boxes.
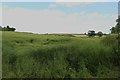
[2,31,120,78]
[0,31,2,79]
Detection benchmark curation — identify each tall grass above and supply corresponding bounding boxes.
[2,31,120,78]
[0,31,2,79]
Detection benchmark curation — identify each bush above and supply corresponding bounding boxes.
[97,31,103,37]
[0,25,16,31]
[102,34,117,46]
[88,30,96,37]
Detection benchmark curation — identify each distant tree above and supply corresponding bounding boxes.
[2,27,7,31]
[0,26,2,31]
[0,25,16,31]
[88,30,96,37]
[7,25,10,29]
[10,27,16,31]
[103,33,107,36]
[97,31,103,37]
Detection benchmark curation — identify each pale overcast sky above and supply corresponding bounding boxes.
[0,0,118,34]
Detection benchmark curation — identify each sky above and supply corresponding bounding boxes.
[0,0,119,34]
[1,0,119,2]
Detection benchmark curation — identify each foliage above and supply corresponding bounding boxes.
[97,31,103,37]
[0,25,16,31]
[110,18,120,34]
[110,26,119,34]
[102,34,117,45]
[2,31,120,78]
[88,30,96,37]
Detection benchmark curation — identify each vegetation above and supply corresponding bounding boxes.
[97,31,103,37]
[1,17,120,78]
[110,17,120,34]
[87,30,96,37]
[0,26,16,31]
[110,26,119,34]
[2,31,120,78]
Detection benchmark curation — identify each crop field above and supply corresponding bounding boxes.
[1,31,120,78]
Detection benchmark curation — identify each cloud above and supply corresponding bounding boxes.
[55,0,119,2]
[1,0,54,2]
[1,0,119,2]
[48,3,57,9]
[54,2,94,7]
[2,7,117,34]
[52,0,119,8]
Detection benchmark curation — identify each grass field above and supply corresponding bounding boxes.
[0,31,2,79]
[2,31,120,78]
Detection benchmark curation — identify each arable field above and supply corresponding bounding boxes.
[2,31,120,78]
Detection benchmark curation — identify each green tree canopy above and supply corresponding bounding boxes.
[0,25,16,31]
[88,30,96,37]
[97,31,103,37]
[110,17,120,34]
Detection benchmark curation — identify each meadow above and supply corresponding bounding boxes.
[2,31,120,78]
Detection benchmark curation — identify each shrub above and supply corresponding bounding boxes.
[97,31,103,37]
[102,34,117,46]
[88,30,96,37]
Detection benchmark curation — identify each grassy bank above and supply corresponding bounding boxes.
[2,31,120,78]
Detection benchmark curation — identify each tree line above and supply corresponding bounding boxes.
[88,17,120,37]
[0,25,16,31]
[87,30,104,37]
